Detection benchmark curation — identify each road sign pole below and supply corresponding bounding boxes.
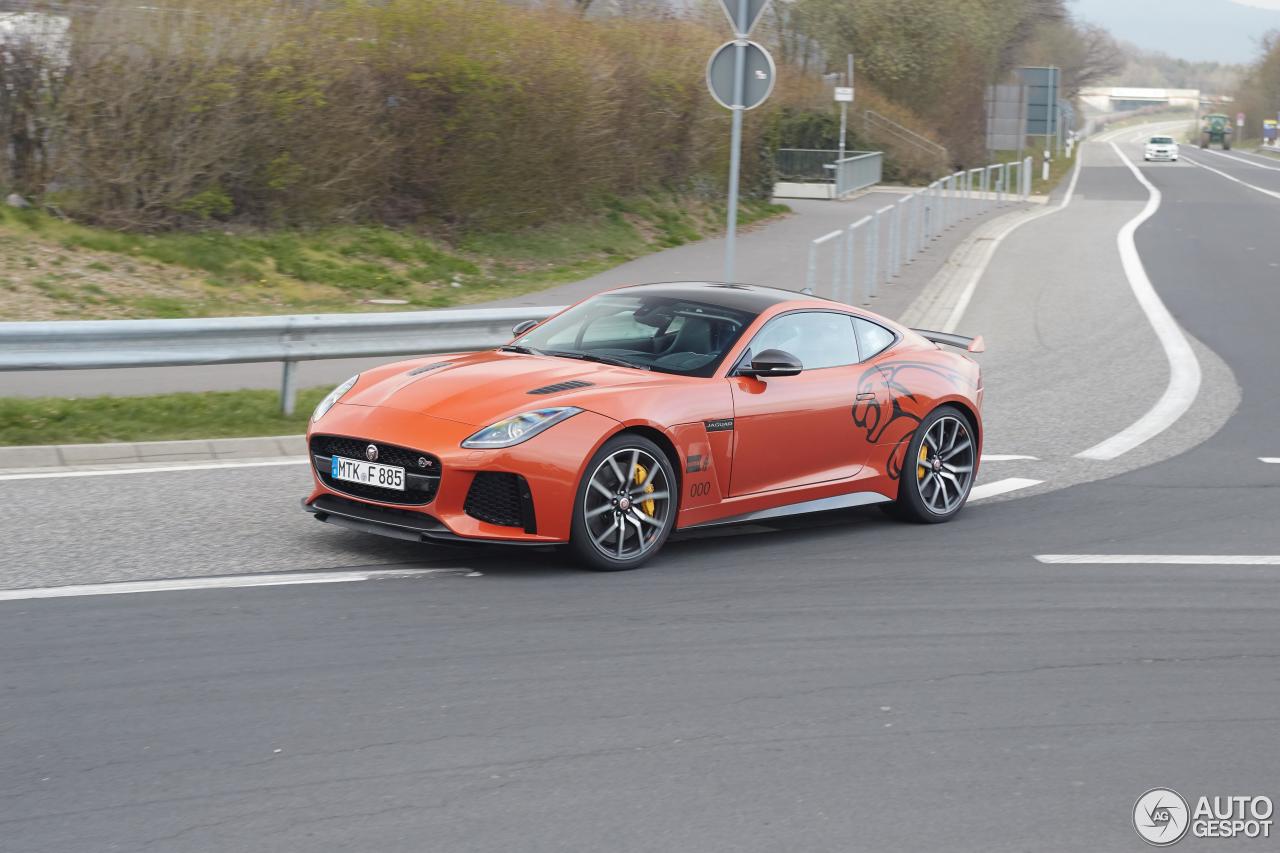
[724,30,746,282]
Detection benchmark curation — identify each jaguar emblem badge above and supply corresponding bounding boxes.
[365,444,378,462]
[418,457,430,468]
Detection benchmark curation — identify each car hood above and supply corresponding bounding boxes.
[343,350,658,426]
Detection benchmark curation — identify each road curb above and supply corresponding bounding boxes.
[897,201,1047,330]
[0,434,305,473]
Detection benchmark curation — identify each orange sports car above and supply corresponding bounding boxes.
[303,282,984,570]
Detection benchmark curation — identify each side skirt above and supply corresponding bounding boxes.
[682,490,891,530]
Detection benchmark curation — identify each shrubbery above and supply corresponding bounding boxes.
[0,0,784,230]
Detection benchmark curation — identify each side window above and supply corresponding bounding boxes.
[852,317,896,360]
[745,312,859,370]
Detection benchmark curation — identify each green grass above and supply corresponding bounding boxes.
[0,193,790,320]
[0,388,333,446]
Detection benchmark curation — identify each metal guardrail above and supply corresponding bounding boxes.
[805,156,1033,304]
[0,305,561,414]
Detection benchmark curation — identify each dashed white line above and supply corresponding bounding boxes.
[0,568,462,602]
[1198,147,1280,172]
[1260,458,1280,464]
[969,477,1043,500]
[981,454,1039,462]
[0,458,308,481]
[1037,554,1280,565]
[1075,145,1202,461]
[1182,155,1280,200]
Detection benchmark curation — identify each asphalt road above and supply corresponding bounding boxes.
[3,126,1279,851]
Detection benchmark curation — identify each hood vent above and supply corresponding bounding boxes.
[407,361,453,376]
[528,379,593,395]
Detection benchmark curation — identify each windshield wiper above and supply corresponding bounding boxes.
[498,344,542,355]
[543,350,648,370]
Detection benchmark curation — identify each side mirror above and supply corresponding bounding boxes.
[740,348,802,378]
[512,319,539,337]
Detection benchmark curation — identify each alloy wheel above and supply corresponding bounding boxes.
[582,448,672,561]
[915,416,975,515]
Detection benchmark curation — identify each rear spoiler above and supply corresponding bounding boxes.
[911,328,986,354]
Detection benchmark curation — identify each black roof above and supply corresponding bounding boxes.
[612,281,814,313]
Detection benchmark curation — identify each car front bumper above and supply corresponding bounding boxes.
[303,402,622,545]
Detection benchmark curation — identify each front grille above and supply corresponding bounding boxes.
[464,472,536,532]
[310,434,441,506]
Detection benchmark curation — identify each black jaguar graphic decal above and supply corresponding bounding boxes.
[853,360,974,480]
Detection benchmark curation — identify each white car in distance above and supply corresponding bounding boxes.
[1144,136,1179,162]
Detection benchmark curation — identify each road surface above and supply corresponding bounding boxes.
[2,123,1278,851]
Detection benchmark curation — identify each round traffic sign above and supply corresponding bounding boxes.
[706,40,776,111]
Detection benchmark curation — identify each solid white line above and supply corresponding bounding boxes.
[969,477,1042,500]
[1075,145,1201,461]
[0,568,460,602]
[1037,554,1280,565]
[1198,146,1280,172]
[941,145,1084,332]
[981,454,1039,462]
[1181,155,1280,200]
[0,458,308,482]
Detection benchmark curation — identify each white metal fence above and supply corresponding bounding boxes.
[805,156,1033,304]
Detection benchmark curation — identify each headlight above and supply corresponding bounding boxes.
[461,407,582,449]
[311,375,359,423]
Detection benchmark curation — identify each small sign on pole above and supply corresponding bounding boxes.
[834,86,854,103]
[1237,112,1246,127]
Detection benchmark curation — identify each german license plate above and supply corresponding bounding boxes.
[331,456,405,491]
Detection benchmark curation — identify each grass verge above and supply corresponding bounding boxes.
[0,194,789,322]
[0,388,333,446]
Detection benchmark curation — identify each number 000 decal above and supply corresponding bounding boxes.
[689,482,711,498]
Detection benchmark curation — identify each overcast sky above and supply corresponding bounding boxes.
[1070,0,1280,63]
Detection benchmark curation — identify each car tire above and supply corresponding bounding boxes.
[888,405,977,524]
[569,433,678,571]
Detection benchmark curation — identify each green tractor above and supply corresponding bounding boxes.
[1200,114,1233,150]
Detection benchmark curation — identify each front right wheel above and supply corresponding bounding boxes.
[891,406,977,524]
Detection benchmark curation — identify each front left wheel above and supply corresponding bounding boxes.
[570,434,677,571]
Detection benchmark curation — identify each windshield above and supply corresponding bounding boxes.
[512,292,757,378]
[1150,137,1175,144]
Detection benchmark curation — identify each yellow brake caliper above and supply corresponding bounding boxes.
[917,445,929,481]
[633,463,656,516]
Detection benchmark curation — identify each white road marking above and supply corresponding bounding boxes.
[1037,554,1280,565]
[981,454,1039,462]
[0,568,461,602]
[1182,155,1280,201]
[1198,147,1280,172]
[941,143,1084,332]
[1260,457,1280,464]
[969,477,1042,500]
[1075,145,1201,461]
[0,458,308,481]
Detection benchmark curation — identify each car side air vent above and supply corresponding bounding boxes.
[407,361,453,376]
[528,380,593,395]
